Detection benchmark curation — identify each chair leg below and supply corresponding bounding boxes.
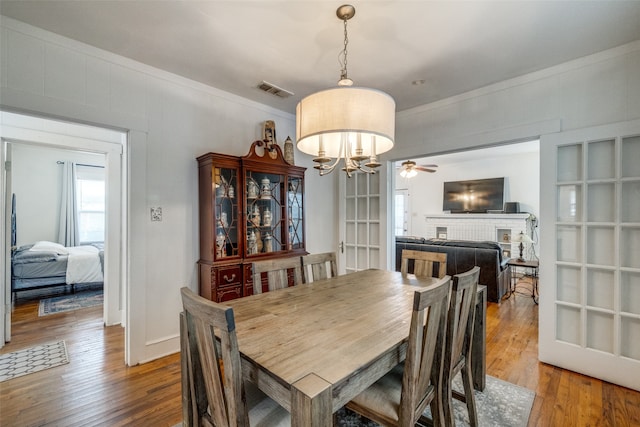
[461,363,478,427]
[441,373,455,427]
[429,393,444,427]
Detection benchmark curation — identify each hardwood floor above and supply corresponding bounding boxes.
[1,280,639,426]
[1,290,182,427]
[488,279,640,427]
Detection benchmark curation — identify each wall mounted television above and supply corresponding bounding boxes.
[443,177,505,213]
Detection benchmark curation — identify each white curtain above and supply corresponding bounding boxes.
[58,162,79,247]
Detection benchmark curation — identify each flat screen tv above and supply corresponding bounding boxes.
[443,177,505,213]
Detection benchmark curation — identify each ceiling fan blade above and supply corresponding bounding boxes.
[416,167,437,173]
[420,164,438,168]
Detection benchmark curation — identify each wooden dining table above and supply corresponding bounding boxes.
[224,268,486,426]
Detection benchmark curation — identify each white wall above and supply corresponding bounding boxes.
[11,143,104,247]
[392,41,640,160]
[0,16,337,364]
[396,147,539,237]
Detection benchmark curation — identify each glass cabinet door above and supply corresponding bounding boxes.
[245,171,285,255]
[288,177,304,250]
[213,166,239,260]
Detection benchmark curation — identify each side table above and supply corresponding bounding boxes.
[506,259,539,304]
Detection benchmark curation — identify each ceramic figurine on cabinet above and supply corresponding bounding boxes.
[216,231,226,258]
[264,232,273,253]
[263,207,272,227]
[247,179,259,199]
[216,175,228,198]
[228,184,235,199]
[263,120,276,149]
[220,211,228,228]
[284,136,295,165]
[255,229,263,252]
[250,205,261,227]
[248,230,258,255]
[261,177,271,199]
[215,184,225,198]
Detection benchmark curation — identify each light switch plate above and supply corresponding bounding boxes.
[151,207,162,221]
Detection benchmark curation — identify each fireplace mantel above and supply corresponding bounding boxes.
[424,213,531,220]
[423,213,535,258]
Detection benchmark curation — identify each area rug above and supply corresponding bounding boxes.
[172,374,534,427]
[0,340,69,382]
[336,374,535,427]
[38,289,103,316]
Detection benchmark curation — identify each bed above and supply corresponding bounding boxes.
[11,240,104,297]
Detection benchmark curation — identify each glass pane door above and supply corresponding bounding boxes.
[540,120,640,392]
[288,177,304,250]
[213,166,239,260]
[342,172,381,273]
[245,171,284,256]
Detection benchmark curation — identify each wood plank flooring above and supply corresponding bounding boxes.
[1,279,639,426]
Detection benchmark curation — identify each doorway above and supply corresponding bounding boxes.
[1,112,125,351]
[394,189,409,237]
[391,140,540,242]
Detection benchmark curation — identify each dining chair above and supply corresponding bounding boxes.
[180,287,290,427]
[251,257,303,294]
[301,252,337,283]
[345,275,452,426]
[401,249,447,279]
[442,266,481,427]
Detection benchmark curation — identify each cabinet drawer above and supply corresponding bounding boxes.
[215,265,242,287]
[217,284,242,302]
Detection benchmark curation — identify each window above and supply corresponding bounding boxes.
[394,190,409,236]
[76,165,105,243]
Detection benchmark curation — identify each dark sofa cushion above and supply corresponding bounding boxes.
[395,236,426,244]
[423,239,505,265]
[395,237,510,303]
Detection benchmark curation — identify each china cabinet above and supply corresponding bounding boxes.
[197,140,306,302]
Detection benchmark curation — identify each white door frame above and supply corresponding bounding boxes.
[0,118,125,349]
[1,142,12,345]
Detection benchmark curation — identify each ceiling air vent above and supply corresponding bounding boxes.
[257,81,294,98]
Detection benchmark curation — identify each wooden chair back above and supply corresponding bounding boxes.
[180,287,248,427]
[345,275,451,426]
[252,257,303,294]
[399,275,452,425]
[401,249,447,279]
[443,265,481,426]
[301,252,338,283]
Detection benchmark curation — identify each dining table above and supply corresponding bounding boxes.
[223,268,487,426]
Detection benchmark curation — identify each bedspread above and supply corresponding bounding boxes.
[66,246,104,284]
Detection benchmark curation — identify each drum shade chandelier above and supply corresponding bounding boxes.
[296,4,396,177]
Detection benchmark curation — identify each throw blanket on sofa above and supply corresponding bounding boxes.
[66,245,104,284]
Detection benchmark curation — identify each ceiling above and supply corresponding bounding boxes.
[2,1,640,115]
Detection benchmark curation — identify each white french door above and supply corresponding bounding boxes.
[338,172,383,274]
[539,119,640,391]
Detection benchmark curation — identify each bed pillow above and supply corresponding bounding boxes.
[28,241,69,255]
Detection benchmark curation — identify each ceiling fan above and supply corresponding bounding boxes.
[399,160,438,178]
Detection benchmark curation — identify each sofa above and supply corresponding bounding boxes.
[395,237,511,303]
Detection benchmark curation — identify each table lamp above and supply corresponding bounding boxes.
[511,231,534,262]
